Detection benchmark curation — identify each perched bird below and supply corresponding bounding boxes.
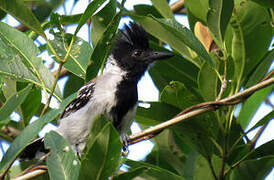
[20,22,173,159]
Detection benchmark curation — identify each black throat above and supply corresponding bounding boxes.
[110,66,145,132]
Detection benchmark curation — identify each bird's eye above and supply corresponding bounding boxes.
[133,50,142,57]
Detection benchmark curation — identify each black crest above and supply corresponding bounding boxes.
[111,22,149,59]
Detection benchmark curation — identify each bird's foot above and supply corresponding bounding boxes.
[120,134,129,156]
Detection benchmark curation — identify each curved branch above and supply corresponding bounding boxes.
[128,77,274,144]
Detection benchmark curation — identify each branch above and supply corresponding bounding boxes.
[12,166,48,180]
[128,77,274,144]
[10,77,273,180]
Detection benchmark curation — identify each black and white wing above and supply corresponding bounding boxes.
[60,81,95,119]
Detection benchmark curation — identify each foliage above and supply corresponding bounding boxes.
[0,0,273,179]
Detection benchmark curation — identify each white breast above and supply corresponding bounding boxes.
[56,56,127,153]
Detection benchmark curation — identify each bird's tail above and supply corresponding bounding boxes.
[19,137,49,160]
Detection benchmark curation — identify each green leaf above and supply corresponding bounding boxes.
[135,102,180,126]
[75,0,107,35]
[198,62,218,101]
[59,14,82,25]
[148,130,185,175]
[230,156,274,180]
[160,81,202,109]
[134,4,162,18]
[245,50,274,88]
[125,159,185,180]
[0,22,62,99]
[91,0,116,47]
[45,131,80,180]
[237,85,273,128]
[19,85,41,125]
[0,93,77,174]
[194,155,223,180]
[63,74,84,98]
[148,43,199,91]
[247,111,274,134]
[247,140,274,160]
[230,14,245,91]
[228,0,272,88]
[114,167,147,180]
[29,0,63,23]
[0,85,31,122]
[48,33,92,79]
[207,0,234,47]
[151,0,174,19]
[79,122,122,180]
[0,0,45,38]
[185,0,209,24]
[160,82,218,158]
[86,13,121,81]
[130,14,214,67]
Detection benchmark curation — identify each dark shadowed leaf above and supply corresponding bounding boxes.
[247,140,274,160]
[125,159,185,180]
[251,0,274,7]
[0,93,77,174]
[207,0,233,47]
[0,0,45,38]
[29,0,63,23]
[79,122,122,180]
[230,156,274,180]
[0,85,31,122]
[45,131,80,180]
[63,74,84,98]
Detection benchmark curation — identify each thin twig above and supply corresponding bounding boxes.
[216,76,227,101]
[206,156,218,180]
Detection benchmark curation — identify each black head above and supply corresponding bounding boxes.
[111,22,173,78]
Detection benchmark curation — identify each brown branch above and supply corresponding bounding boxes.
[53,66,70,78]
[128,77,274,144]
[1,126,20,141]
[170,0,185,13]
[216,76,227,101]
[8,77,274,180]
[12,166,48,180]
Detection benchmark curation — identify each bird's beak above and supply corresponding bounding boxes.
[147,51,174,63]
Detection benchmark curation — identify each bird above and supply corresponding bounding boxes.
[20,22,173,160]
